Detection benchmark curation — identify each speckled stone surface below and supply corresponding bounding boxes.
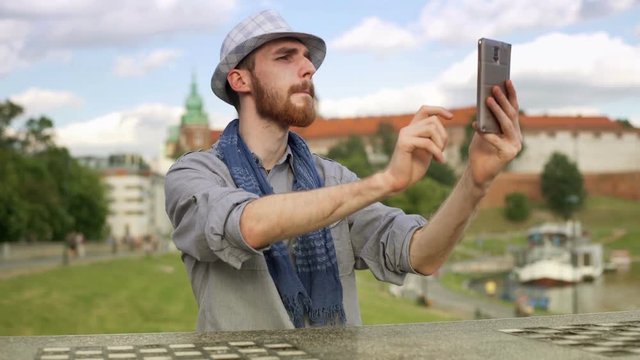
[2,311,640,359]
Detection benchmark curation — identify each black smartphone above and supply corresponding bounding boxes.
[477,38,511,134]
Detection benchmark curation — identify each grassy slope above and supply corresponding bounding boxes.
[460,196,640,258]
[0,255,198,335]
[1,196,635,335]
[0,255,456,336]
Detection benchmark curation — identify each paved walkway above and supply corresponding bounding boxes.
[425,275,516,319]
[0,242,166,279]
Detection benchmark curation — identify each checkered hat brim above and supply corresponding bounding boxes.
[211,10,326,105]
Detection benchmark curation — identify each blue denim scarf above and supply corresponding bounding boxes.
[216,119,345,327]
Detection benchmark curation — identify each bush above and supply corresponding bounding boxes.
[384,178,451,217]
[540,152,585,219]
[504,192,530,222]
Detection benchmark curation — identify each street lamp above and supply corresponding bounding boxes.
[565,194,580,314]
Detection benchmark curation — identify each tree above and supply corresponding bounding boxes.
[504,192,530,222]
[21,116,55,153]
[616,118,634,128]
[0,149,28,242]
[0,100,23,148]
[326,135,373,178]
[384,177,450,216]
[0,99,108,242]
[426,162,457,186]
[459,115,476,163]
[540,152,586,219]
[374,122,396,159]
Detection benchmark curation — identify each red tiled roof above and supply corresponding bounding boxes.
[520,114,621,131]
[210,106,629,141]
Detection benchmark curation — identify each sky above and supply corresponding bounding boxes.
[2,0,640,164]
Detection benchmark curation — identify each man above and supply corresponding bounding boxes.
[165,10,522,331]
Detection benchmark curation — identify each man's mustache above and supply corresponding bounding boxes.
[289,81,315,98]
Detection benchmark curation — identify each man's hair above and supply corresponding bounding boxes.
[226,52,256,111]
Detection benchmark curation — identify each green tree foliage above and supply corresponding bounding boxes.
[504,192,530,222]
[374,122,396,159]
[459,115,476,163]
[384,178,450,217]
[0,100,23,148]
[326,135,373,178]
[0,100,108,242]
[616,118,634,128]
[0,150,28,241]
[426,162,457,186]
[540,152,586,220]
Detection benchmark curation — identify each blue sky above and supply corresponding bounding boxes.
[2,0,640,163]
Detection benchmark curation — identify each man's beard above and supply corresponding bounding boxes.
[251,74,316,128]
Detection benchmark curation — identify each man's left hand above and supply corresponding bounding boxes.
[468,79,523,189]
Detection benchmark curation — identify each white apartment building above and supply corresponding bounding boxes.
[78,154,173,241]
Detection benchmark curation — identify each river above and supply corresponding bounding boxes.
[468,263,640,315]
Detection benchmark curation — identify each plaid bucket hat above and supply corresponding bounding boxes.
[211,10,327,105]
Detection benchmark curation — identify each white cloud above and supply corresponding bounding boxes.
[113,48,182,77]
[9,87,83,116]
[0,0,236,74]
[419,0,638,43]
[330,17,420,53]
[55,103,183,160]
[579,0,640,18]
[319,84,445,118]
[319,32,640,119]
[0,19,31,74]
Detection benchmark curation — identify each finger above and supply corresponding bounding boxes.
[505,80,519,112]
[486,95,516,138]
[505,80,522,135]
[492,85,517,121]
[472,120,504,147]
[407,137,446,163]
[412,105,453,124]
[404,121,447,150]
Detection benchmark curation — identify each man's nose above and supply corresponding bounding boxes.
[300,56,316,79]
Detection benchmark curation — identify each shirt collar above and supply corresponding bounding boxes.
[251,146,293,170]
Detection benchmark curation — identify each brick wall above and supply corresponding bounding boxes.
[480,171,640,208]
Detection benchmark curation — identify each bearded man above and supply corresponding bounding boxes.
[165,10,522,331]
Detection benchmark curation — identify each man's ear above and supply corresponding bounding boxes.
[227,69,251,94]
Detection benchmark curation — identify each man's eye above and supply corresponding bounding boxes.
[277,55,290,60]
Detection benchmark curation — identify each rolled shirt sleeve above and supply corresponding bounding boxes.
[165,151,262,269]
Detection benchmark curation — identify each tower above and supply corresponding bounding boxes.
[166,75,211,158]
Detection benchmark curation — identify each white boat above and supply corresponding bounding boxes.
[513,221,603,285]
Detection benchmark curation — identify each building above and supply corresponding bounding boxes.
[77,154,173,242]
[166,75,213,159]
[165,85,640,206]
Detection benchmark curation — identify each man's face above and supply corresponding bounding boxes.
[249,39,317,128]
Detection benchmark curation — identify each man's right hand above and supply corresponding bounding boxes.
[381,106,453,193]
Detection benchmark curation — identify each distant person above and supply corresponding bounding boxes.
[65,232,78,259]
[75,232,86,258]
[165,10,523,331]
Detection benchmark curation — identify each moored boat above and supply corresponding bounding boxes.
[513,221,603,285]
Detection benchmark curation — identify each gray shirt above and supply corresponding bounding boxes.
[164,142,427,331]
